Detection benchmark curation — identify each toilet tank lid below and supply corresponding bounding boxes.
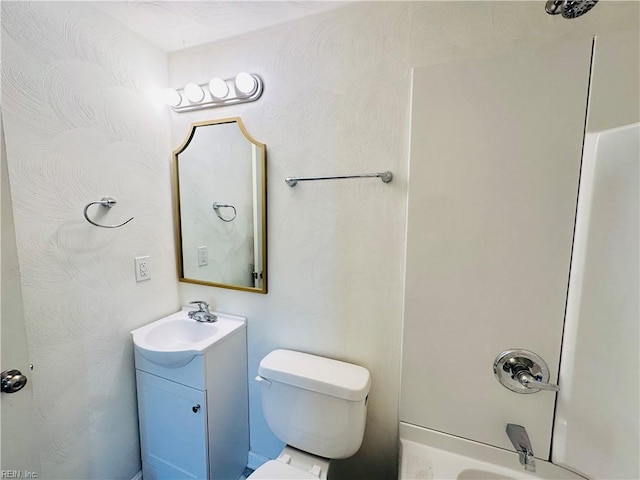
[258,349,371,401]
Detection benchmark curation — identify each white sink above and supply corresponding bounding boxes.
[132,307,245,368]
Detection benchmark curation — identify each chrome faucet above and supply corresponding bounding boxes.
[506,424,536,472]
[188,301,217,323]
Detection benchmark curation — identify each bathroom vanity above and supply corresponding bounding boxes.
[132,307,249,479]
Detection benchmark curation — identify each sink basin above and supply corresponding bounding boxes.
[132,307,245,368]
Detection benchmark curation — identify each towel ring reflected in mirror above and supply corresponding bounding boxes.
[212,202,237,222]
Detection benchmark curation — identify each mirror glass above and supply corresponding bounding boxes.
[173,118,266,293]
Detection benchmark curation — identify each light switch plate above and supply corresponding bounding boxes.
[197,246,208,267]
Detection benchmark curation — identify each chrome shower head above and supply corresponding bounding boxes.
[545,0,599,19]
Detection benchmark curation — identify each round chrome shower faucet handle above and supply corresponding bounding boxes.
[493,349,560,394]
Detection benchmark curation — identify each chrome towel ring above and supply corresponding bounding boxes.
[212,202,237,222]
[83,196,134,229]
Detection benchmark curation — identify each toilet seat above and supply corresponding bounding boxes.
[249,460,318,479]
[248,447,330,480]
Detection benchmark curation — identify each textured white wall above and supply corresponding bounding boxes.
[170,3,638,478]
[1,2,178,478]
[169,6,412,477]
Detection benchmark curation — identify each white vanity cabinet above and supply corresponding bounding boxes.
[132,309,249,480]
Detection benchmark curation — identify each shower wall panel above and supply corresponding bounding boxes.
[400,37,592,458]
[551,28,640,478]
[587,29,640,133]
[552,123,639,479]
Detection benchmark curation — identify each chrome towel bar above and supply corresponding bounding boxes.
[83,196,133,228]
[285,171,393,187]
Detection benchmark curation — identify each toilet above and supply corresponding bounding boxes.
[249,349,371,480]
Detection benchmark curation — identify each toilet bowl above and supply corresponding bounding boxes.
[248,349,371,480]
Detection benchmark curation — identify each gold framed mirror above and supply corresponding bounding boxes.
[173,118,267,293]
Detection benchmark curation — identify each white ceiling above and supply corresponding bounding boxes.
[95,1,349,52]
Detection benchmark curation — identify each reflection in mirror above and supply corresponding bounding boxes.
[173,118,266,293]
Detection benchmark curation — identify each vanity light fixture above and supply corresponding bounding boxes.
[164,72,263,113]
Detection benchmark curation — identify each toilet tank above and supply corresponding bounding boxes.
[257,349,371,459]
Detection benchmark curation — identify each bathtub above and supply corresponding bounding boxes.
[399,423,586,480]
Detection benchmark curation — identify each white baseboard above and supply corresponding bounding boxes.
[247,451,269,470]
[131,470,143,480]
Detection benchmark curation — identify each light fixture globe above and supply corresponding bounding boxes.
[161,88,182,107]
[184,83,205,103]
[234,72,257,96]
[208,77,229,99]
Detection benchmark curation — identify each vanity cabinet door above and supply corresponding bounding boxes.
[136,371,208,479]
